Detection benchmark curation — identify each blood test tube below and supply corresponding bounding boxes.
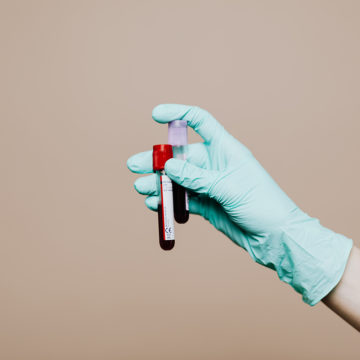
[153,144,175,251]
[168,120,189,224]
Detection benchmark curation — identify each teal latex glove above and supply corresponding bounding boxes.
[127,104,352,305]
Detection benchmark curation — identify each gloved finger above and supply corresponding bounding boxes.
[186,142,209,168]
[127,142,208,174]
[145,195,158,211]
[188,195,205,216]
[127,150,152,174]
[134,174,157,195]
[165,158,219,196]
[187,194,251,250]
[152,104,225,144]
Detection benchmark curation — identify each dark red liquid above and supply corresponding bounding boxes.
[157,205,175,251]
[172,182,189,224]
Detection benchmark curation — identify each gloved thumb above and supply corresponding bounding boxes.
[165,158,219,195]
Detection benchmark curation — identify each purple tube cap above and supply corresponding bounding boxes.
[168,120,188,146]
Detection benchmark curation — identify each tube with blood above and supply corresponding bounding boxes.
[153,144,175,251]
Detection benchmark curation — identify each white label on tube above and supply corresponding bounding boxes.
[160,175,175,240]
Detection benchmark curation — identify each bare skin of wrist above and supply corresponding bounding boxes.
[322,245,360,331]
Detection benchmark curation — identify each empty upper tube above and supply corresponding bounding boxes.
[168,120,189,224]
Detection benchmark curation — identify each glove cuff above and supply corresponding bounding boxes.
[274,215,353,306]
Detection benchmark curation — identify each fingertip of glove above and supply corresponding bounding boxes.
[152,104,166,121]
[133,178,140,192]
[145,196,158,211]
[165,158,182,175]
[126,156,135,171]
[152,104,190,123]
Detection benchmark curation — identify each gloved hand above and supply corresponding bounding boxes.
[127,104,352,305]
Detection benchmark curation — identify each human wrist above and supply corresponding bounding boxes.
[322,246,360,330]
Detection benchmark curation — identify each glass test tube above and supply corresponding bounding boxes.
[153,144,175,251]
[168,120,189,224]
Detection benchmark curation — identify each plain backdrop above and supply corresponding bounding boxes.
[0,1,359,359]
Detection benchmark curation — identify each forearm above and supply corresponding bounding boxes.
[322,245,360,331]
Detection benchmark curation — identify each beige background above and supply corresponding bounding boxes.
[0,0,359,359]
